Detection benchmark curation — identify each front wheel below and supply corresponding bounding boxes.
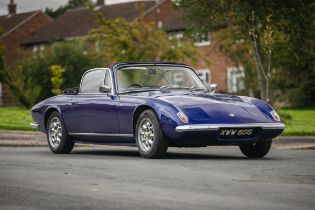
[136,110,168,159]
[239,140,272,158]
[47,111,74,154]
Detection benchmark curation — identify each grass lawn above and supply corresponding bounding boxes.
[0,106,314,136]
[279,108,315,136]
[0,107,35,131]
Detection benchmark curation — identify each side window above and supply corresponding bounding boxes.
[80,70,105,93]
[104,70,111,87]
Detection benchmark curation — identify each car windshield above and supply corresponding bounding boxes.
[117,66,207,92]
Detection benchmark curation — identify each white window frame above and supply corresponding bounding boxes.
[173,72,184,84]
[158,21,163,28]
[194,32,211,47]
[167,30,184,46]
[95,40,100,51]
[32,45,39,59]
[196,69,211,84]
[39,44,45,57]
[175,31,184,46]
[227,67,245,93]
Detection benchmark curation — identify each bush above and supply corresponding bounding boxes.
[16,41,102,104]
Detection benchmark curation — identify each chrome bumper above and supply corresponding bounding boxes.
[175,123,285,132]
[30,122,39,129]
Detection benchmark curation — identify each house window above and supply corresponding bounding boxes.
[193,32,211,47]
[176,31,184,40]
[32,45,38,59]
[158,21,163,28]
[95,41,100,51]
[175,31,184,46]
[33,44,45,59]
[173,72,184,83]
[168,30,184,46]
[196,69,211,84]
[227,67,245,93]
[39,44,45,57]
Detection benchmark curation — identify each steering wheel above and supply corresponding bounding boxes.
[127,83,143,88]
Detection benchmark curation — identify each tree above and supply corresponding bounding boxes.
[0,40,102,107]
[271,1,315,106]
[176,0,315,105]
[50,65,65,95]
[0,34,31,107]
[87,3,199,66]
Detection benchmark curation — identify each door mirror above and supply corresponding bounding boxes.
[99,85,111,93]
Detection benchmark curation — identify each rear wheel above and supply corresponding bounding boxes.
[239,140,272,158]
[136,110,168,159]
[47,111,74,154]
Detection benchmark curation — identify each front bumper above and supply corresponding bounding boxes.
[30,122,39,129]
[176,123,285,132]
[167,122,285,146]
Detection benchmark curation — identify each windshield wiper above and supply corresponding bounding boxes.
[160,85,181,90]
[159,85,191,92]
[160,85,208,93]
[189,86,207,92]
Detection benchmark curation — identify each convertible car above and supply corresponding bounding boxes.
[31,62,285,158]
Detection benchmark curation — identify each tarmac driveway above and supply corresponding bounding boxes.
[0,146,314,210]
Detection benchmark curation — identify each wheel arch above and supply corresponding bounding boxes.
[132,100,181,139]
[44,106,61,131]
[133,105,156,135]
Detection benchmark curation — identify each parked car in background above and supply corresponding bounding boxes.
[31,62,285,159]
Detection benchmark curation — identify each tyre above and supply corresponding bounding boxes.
[46,111,74,154]
[239,140,272,158]
[136,110,168,159]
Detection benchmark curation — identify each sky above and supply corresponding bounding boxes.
[0,0,141,15]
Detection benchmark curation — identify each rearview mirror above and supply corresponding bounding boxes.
[99,85,111,93]
[209,84,217,93]
[63,87,79,95]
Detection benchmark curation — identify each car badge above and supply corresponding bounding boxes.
[228,113,235,117]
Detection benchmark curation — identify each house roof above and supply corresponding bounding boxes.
[0,10,40,38]
[23,1,156,45]
[163,17,187,31]
[141,0,187,32]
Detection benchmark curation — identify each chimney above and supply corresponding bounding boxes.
[96,0,105,6]
[8,0,16,15]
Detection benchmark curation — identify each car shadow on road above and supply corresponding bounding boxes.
[71,148,276,160]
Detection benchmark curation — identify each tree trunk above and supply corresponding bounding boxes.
[252,48,267,101]
[1,68,30,108]
[5,81,30,108]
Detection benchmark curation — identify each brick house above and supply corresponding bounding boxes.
[142,0,244,93]
[0,0,52,105]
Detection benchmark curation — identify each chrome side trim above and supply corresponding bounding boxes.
[175,123,285,132]
[30,122,39,129]
[68,132,134,137]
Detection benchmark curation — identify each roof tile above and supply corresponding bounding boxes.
[0,10,39,34]
[23,1,156,45]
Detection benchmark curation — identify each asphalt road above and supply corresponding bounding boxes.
[0,146,314,210]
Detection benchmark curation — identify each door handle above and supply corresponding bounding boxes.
[70,99,78,104]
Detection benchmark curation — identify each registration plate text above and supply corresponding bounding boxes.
[219,129,253,136]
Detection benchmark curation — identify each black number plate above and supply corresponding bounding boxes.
[218,128,258,139]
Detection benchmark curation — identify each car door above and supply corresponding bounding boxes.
[66,69,119,134]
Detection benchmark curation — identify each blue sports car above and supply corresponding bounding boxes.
[31,62,285,158]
